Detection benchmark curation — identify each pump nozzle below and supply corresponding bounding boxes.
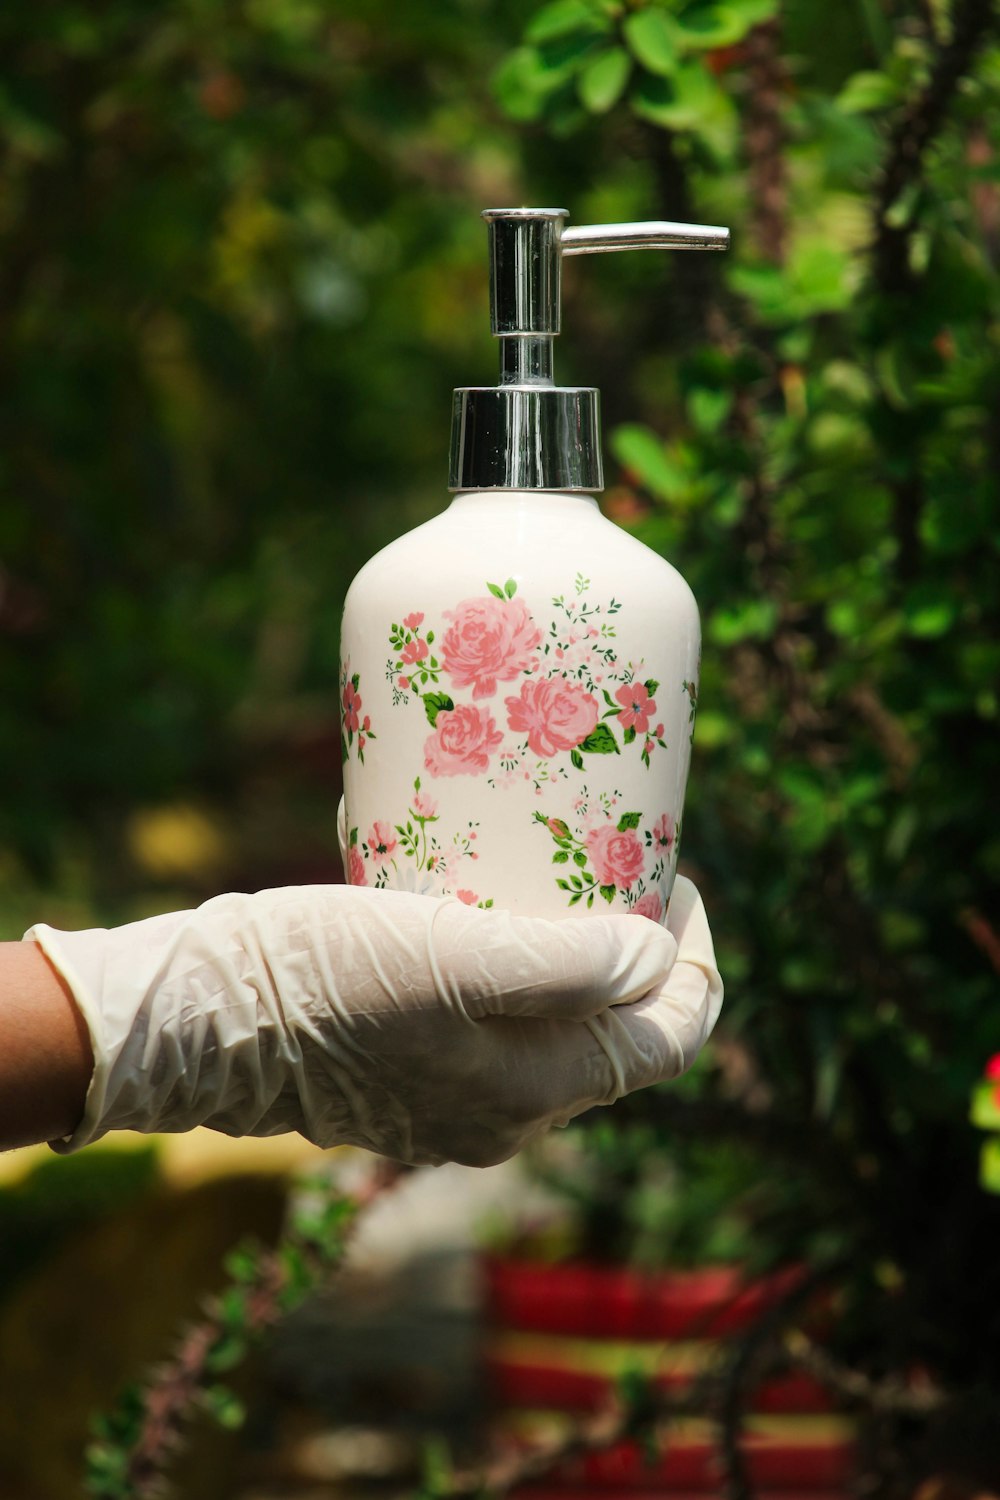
[449,207,730,493]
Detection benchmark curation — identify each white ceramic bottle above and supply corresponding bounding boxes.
[339,208,728,923]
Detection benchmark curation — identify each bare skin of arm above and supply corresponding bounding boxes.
[0,942,93,1151]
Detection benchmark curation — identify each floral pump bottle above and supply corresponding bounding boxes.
[339,208,729,922]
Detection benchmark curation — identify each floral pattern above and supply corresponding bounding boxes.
[531,785,675,914]
[343,572,695,913]
[383,575,680,786]
[346,776,493,907]
[340,662,376,764]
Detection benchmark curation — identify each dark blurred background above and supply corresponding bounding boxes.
[2,0,1000,1496]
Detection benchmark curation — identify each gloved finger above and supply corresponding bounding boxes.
[581,880,723,1098]
[337,796,348,872]
[426,899,678,1023]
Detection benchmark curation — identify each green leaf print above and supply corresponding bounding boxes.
[423,692,455,726]
[577,722,620,755]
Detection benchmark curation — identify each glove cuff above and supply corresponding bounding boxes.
[23,923,115,1154]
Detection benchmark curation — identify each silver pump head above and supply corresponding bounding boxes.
[448,207,730,493]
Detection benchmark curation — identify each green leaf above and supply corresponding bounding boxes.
[612,423,690,502]
[617,811,642,831]
[504,577,518,597]
[573,848,588,866]
[708,598,779,645]
[526,0,611,43]
[623,8,678,75]
[576,721,620,754]
[578,46,630,112]
[204,1331,248,1374]
[553,849,570,863]
[644,678,659,695]
[423,691,455,726]
[688,387,732,433]
[971,1082,1000,1131]
[630,63,737,156]
[673,1,776,48]
[836,69,899,115]
[623,724,636,744]
[493,47,557,121]
[570,748,585,770]
[201,1385,247,1431]
[903,583,958,639]
[487,581,506,599]
[349,826,358,847]
[600,884,616,903]
[981,1136,1000,1194]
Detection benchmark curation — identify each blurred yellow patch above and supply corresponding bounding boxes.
[127,804,226,879]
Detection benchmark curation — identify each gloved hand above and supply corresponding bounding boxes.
[26,867,721,1168]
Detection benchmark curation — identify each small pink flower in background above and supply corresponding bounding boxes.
[588,627,599,639]
[342,680,361,734]
[653,813,675,851]
[456,889,478,905]
[347,846,366,886]
[402,637,429,664]
[403,611,424,631]
[655,723,665,739]
[441,595,542,698]
[368,820,397,859]
[358,734,366,752]
[633,889,664,923]
[985,1054,1000,1081]
[615,680,656,734]
[412,788,438,818]
[362,715,371,732]
[424,703,503,777]
[586,825,645,889]
[505,678,599,757]
[399,675,410,690]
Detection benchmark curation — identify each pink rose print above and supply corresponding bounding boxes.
[456,889,478,905]
[633,889,664,923]
[652,813,675,851]
[403,612,424,631]
[424,703,503,777]
[615,680,656,734]
[368,820,397,859]
[342,679,361,735]
[505,678,599,758]
[398,676,410,690]
[441,596,542,699]
[402,637,429,664]
[412,788,438,818]
[585,824,645,889]
[347,845,366,887]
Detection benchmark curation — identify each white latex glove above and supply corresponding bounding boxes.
[25,864,721,1169]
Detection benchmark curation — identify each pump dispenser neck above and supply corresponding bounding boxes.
[448,207,729,494]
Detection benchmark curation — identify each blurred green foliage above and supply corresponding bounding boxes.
[2,0,1000,1483]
